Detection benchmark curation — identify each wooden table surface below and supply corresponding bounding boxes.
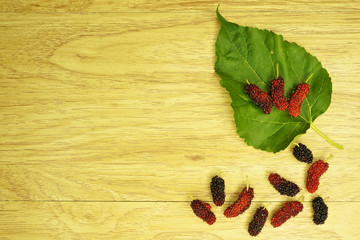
[1,1,359,239]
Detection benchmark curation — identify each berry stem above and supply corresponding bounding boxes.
[310,122,344,150]
[264,202,272,209]
[305,73,313,83]
[246,175,249,191]
[324,154,333,163]
[186,193,194,200]
[276,63,279,79]
[246,79,250,85]
[300,195,305,203]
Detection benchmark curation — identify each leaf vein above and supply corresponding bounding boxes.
[221,25,267,86]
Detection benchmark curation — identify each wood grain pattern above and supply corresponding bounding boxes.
[0,1,359,239]
[0,201,359,240]
[1,0,359,12]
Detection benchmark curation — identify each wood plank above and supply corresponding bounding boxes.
[0,12,359,201]
[0,0,359,13]
[0,201,359,239]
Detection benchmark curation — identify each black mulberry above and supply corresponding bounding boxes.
[293,143,313,164]
[312,197,328,225]
[210,175,225,206]
[248,207,268,236]
[268,173,300,197]
[245,83,273,114]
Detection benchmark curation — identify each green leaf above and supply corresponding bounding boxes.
[215,8,341,153]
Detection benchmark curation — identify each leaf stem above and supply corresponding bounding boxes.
[310,122,344,150]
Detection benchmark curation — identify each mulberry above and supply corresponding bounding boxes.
[271,200,303,227]
[210,175,225,206]
[312,196,328,225]
[288,83,310,117]
[307,156,331,193]
[190,199,216,225]
[224,186,254,218]
[268,173,300,197]
[270,77,289,111]
[293,143,313,164]
[248,206,268,236]
[245,83,273,114]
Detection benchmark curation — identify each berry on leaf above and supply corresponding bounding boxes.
[288,83,310,117]
[245,80,273,114]
[270,77,289,111]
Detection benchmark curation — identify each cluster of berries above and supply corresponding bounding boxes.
[245,76,310,117]
[293,143,331,194]
[189,143,329,236]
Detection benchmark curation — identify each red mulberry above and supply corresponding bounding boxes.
[293,143,313,164]
[312,196,328,225]
[224,186,254,218]
[270,77,289,111]
[245,83,273,114]
[271,201,303,227]
[288,83,310,117]
[307,157,331,193]
[268,173,300,197]
[190,199,216,225]
[248,206,268,236]
[210,175,225,206]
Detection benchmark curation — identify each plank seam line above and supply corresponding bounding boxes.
[0,10,359,14]
[0,200,358,203]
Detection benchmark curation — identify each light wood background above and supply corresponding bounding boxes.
[0,0,359,239]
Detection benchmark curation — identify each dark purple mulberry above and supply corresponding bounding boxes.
[245,83,273,114]
[312,196,328,225]
[248,207,268,236]
[268,173,300,197]
[293,143,313,164]
[210,175,225,206]
[190,199,216,225]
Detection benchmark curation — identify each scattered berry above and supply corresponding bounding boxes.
[245,83,273,114]
[293,143,313,164]
[224,186,254,218]
[268,173,300,197]
[211,175,226,206]
[190,199,216,225]
[312,196,328,225]
[270,77,289,111]
[307,156,331,193]
[271,200,304,227]
[288,83,310,117]
[248,206,268,236]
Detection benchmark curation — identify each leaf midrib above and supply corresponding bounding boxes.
[220,22,268,87]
